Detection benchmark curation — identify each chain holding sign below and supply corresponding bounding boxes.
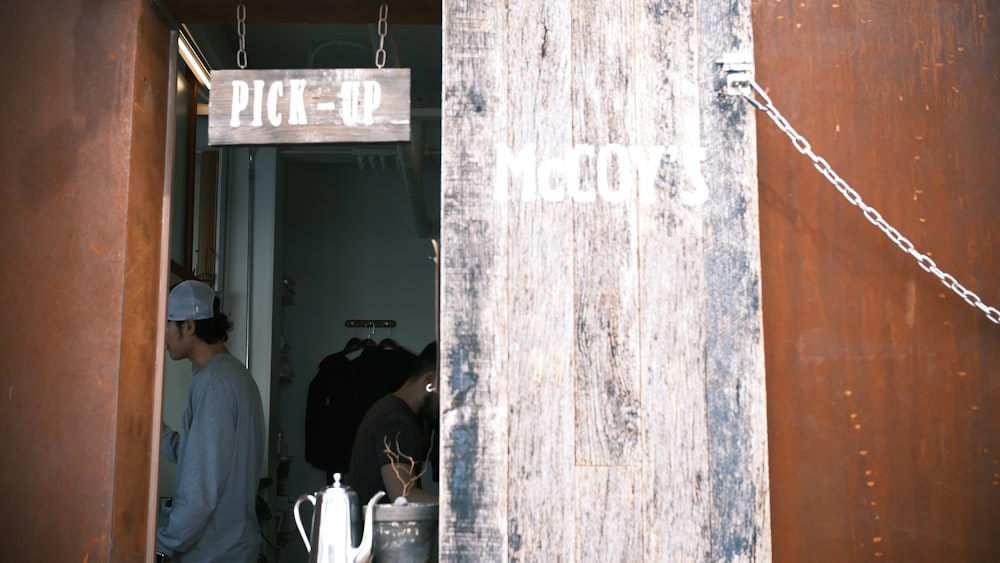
[208,2,410,146]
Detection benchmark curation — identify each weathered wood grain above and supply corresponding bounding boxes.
[503,1,578,561]
[208,68,410,145]
[440,0,769,560]
[567,2,647,561]
[575,466,643,559]
[633,0,715,559]
[570,0,643,471]
[439,2,510,560]
[697,1,771,560]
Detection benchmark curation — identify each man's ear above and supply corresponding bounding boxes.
[181,319,196,335]
[422,369,436,385]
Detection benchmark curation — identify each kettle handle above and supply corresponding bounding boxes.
[293,493,317,552]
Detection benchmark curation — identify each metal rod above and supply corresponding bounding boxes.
[344,320,397,328]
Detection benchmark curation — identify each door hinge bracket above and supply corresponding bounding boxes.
[716,52,755,97]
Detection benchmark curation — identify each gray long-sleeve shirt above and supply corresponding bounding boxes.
[158,353,266,563]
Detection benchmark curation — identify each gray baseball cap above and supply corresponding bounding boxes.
[167,280,216,321]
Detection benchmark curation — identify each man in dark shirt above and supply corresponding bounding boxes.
[348,342,439,504]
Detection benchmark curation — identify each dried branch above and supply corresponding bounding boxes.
[382,430,436,499]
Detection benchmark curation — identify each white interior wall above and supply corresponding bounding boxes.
[159,145,282,499]
[158,358,189,497]
[275,159,439,559]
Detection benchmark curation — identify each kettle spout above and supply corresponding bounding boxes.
[350,491,386,563]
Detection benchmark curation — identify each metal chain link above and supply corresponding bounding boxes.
[375,3,389,69]
[236,0,247,69]
[739,79,1000,325]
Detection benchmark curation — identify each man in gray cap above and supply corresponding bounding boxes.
[156,280,266,563]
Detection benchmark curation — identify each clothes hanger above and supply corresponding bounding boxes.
[378,333,399,350]
[361,323,378,348]
[343,320,397,352]
[342,336,365,354]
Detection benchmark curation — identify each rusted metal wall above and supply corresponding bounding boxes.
[0,0,171,561]
[753,1,1000,560]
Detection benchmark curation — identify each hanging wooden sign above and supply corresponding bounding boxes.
[207,68,411,145]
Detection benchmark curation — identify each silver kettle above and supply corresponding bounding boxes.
[294,473,385,563]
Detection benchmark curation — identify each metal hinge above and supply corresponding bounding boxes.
[717,52,755,97]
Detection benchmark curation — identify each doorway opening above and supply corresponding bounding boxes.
[160,16,443,563]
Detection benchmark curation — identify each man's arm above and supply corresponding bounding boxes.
[160,421,179,463]
[157,378,235,555]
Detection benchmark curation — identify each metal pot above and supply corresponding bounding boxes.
[294,473,386,563]
[372,501,439,563]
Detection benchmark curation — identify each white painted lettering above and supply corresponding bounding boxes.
[229,80,308,127]
[230,81,250,127]
[289,80,308,125]
[494,143,537,202]
[537,155,566,202]
[630,145,667,204]
[341,82,360,126]
[568,145,597,202]
[666,145,680,162]
[362,81,381,125]
[266,82,283,126]
[597,144,632,203]
[340,81,381,126]
[251,80,265,126]
[227,78,386,129]
[679,146,709,206]
[492,142,709,205]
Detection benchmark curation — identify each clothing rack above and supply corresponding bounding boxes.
[344,319,396,329]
